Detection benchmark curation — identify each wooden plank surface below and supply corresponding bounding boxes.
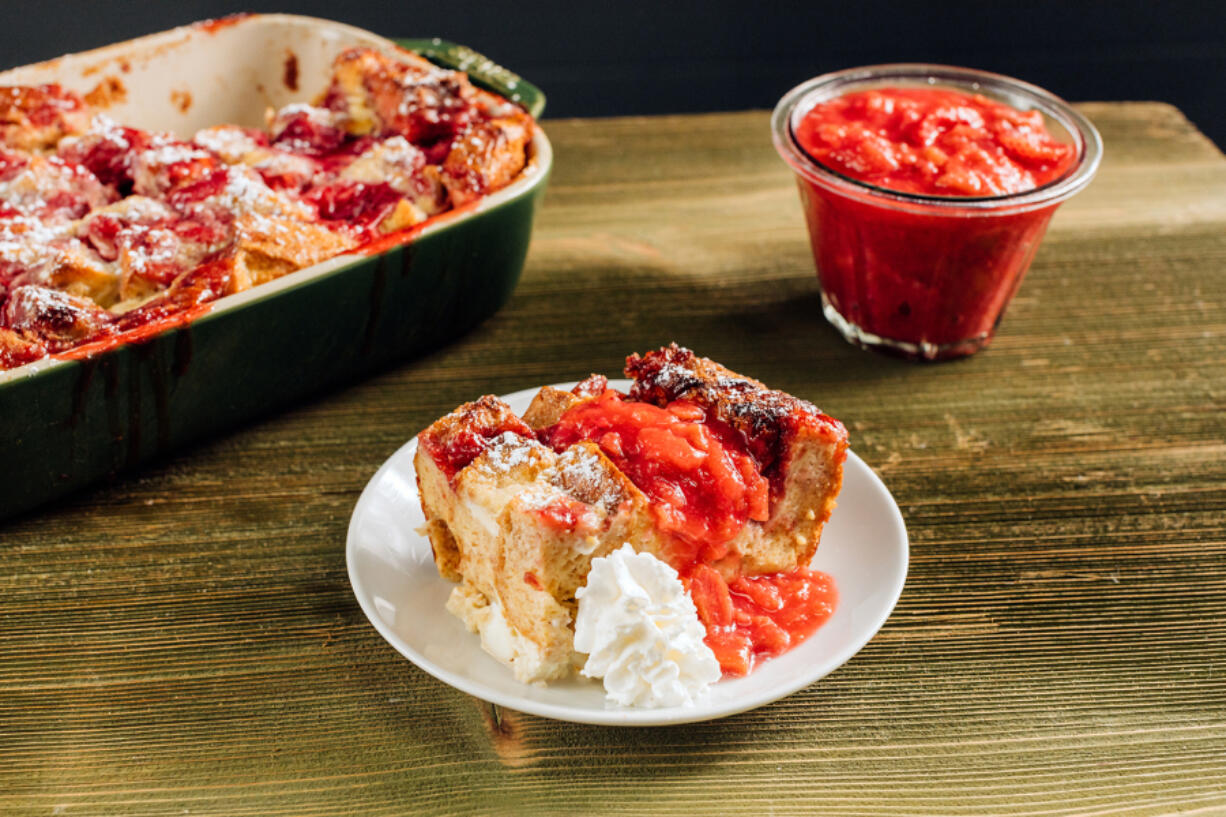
[2,103,1224,816]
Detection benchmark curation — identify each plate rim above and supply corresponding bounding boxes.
[346,382,909,726]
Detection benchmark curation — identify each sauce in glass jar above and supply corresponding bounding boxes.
[773,66,1101,360]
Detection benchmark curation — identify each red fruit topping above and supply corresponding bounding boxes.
[541,389,770,566]
[270,106,347,157]
[307,181,404,228]
[419,396,536,481]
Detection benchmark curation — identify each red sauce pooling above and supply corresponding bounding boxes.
[539,389,768,566]
[795,87,1075,197]
[687,563,836,676]
[307,181,405,227]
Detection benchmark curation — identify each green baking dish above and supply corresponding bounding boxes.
[0,15,551,520]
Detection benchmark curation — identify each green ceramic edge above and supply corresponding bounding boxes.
[396,38,547,118]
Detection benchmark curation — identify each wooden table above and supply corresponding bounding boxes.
[3,103,1224,816]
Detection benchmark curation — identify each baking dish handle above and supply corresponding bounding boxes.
[396,39,546,119]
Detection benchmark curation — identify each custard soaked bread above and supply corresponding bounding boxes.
[0,47,535,369]
[414,345,848,683]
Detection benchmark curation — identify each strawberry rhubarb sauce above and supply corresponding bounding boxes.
[795,88,1075,196]
[539,385,837,677]
[687,564,836,677]
[539,389,769,562]
[779,79,1090,359]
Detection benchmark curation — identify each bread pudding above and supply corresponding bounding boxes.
[414,345,847,684]
[0,46,534,370]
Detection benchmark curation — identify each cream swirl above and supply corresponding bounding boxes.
[574,544,721,707]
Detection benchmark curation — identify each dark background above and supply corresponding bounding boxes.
[3,2,1225,147]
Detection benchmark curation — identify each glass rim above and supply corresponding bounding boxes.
[770,63,1103,214]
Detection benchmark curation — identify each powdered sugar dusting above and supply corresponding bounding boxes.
[341,136,426,194]
[514,482,561,512]
[0,214,73,271]
[469,431,548,478]
[193,125,261,162]
[550,444,626,514]
[82,114,129,150]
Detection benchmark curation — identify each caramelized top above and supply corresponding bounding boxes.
[418,395,535,482]
[626,343,847,479]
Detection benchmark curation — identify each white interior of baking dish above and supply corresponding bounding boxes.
[0,14,551,384]
[3,14,416,133]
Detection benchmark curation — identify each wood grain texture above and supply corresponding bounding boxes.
[2,103,1224,816]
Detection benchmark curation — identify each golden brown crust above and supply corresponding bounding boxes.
[435,112,533,207]
[522,385,581,430]
[234,212,357,287]
[625,342,849,477]
[323,48,476,142]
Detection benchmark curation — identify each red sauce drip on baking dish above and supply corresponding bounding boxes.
[53,257,235,362]
[540,384,838,677]
[540,388,769,566]
[55,303,211,362]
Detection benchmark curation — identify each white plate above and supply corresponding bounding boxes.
[346,382,909,726]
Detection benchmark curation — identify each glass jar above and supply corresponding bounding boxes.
[772,64,1102,360]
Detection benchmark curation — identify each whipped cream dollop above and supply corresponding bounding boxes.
[574,544,721,708]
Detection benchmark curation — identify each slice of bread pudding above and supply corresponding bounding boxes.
[414,345,848,683]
